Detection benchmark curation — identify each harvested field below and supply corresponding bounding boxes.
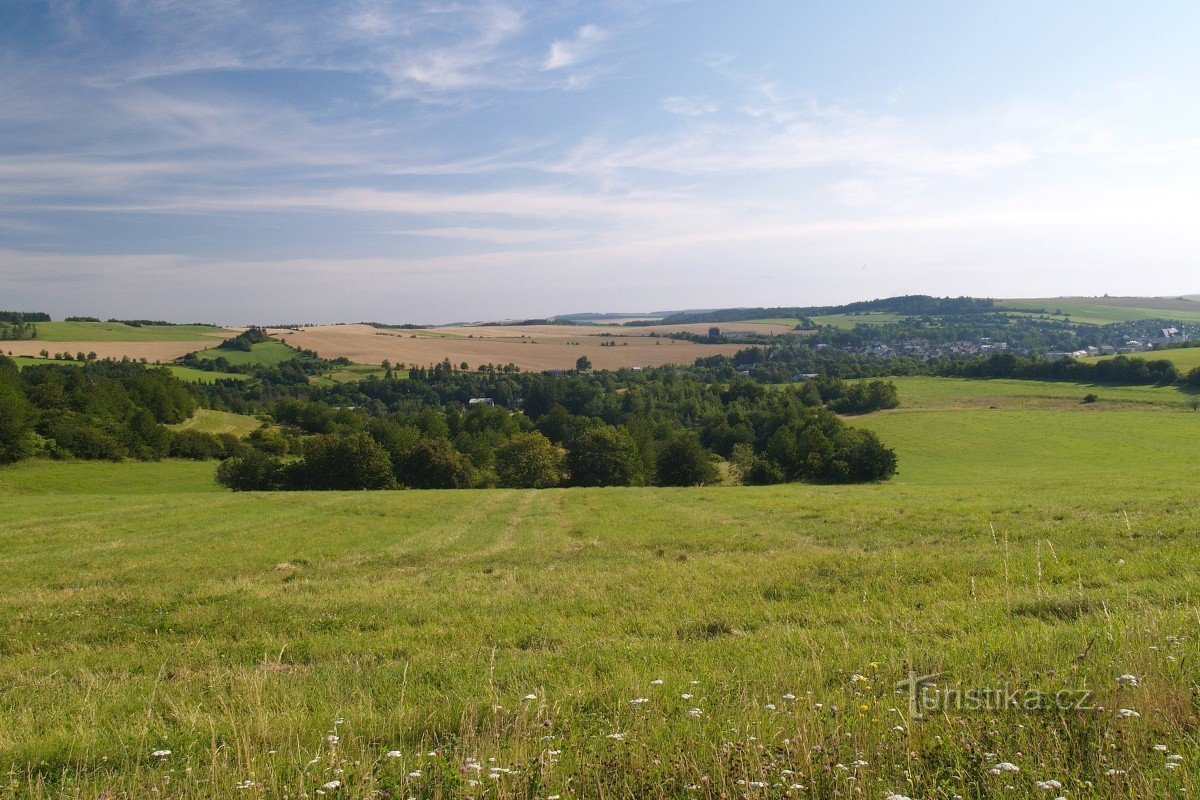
[0,339,224,362]
[269,322,796,370]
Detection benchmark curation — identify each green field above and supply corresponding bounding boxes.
[996,298,1200,325]
[869,374,1198,409]
[24,321,233,342]
[807,311,905,328]
[3,395,1200,797]
[194,340,300,367]
[1088,347,1200,372]
[169,409,263,437]
[7,356,247,384]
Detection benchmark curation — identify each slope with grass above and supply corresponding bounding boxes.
[3,399,1200,798]
[26,321,234,342]
[193,339,302,367]
[168,409,263,437]
[997,297,1200,325]
[1087,346,1200,372]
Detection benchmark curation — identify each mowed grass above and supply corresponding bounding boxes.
[194,340,300,367]
[3,404,1200,797]
[169,409,263,437]
[26,322,233,342]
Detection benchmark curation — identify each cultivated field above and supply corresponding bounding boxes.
[0,322,236,363]
[2,387,1200,798]
[268,322,794,371]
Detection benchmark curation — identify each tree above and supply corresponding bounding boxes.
[0,370,34,463]
[655,433,719,486]
[565,425,643,487]
[293,433,397,490]
[399,438,476,489]
[576,355,592,371]
[495,431,563,488]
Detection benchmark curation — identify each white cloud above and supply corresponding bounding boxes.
[661,96,718,116]
[543,24,607,71]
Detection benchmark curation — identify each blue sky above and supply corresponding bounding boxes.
[2,1,1199,323]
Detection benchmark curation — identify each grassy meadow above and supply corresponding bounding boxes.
[168,409,264,437]
[24,322,232,343]
[193,340,301,367]
[2,384,1200,798]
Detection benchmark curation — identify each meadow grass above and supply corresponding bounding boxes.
[2,406,1200,798]
[193,341,301,367]
[24,322,232,343]
[168,409,263,437]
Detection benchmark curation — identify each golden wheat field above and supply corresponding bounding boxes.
[268,322,799,371]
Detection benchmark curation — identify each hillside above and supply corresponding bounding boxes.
[3,385,1199,797]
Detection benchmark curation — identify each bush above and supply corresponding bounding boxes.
[495,431,563,488]
[655,433,719,486]
[216,450,286,491]
[399,439,476,489]
[565,426,643,487]
[293,433,397,490]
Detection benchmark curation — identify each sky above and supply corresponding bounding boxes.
[2,1,1200,324]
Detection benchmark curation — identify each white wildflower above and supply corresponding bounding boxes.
[321,780,341,791]
[650,679,663,685]
[1117,674,1139,688]
[1036,779,1063,789]
[1117,708,1141,719]
[151,750,171,758]
[386,751,403,758]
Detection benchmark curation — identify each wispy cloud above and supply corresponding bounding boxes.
[543,24,607,70]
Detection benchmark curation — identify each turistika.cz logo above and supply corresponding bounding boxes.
[896,671,1095,720]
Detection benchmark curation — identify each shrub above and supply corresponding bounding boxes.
[399,439,476,489]
[216,449,286,491]
[565,426,643,487]
[655,433,719,486]
[495,431,563,488]
[293,433,397,490]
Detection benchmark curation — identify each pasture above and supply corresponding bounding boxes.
[2,389,1200,798]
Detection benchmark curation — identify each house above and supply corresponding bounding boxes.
[1162,327,1181,339]
[468,397,495,407]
